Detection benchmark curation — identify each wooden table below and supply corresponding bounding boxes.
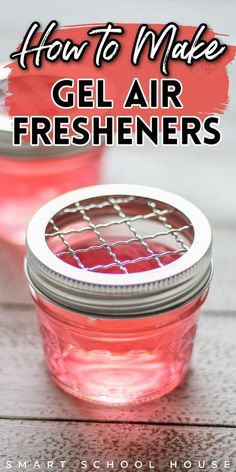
[1,200,236,469]
[0,0,236,463]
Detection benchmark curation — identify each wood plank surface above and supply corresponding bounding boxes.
[1,420,236,471]
[0,305,235,425]
[0,1,235,465]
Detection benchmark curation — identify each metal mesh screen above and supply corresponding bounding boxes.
[45,195,193,274]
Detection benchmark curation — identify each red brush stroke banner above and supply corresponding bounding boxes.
[5,22,236,130]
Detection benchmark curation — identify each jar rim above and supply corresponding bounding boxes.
[26,264,212,319]
[26,184,212,316]
[0,63,97,159]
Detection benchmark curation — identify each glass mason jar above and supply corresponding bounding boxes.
[25,184,213,405]
[0,67,104,245]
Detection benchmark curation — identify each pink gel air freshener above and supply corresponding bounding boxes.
[0,67,104,245]
[25,184,212,405]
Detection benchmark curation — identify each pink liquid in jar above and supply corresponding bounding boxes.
[0,70,104,246]
[26,185,212,405]
[0,146,104,245]
[32,286,207,405]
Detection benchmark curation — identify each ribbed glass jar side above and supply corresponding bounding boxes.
[0,147,104,245]
[30,287,208,405]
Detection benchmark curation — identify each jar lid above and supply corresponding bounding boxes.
[25,184,212,317]
[0,64,92,159]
